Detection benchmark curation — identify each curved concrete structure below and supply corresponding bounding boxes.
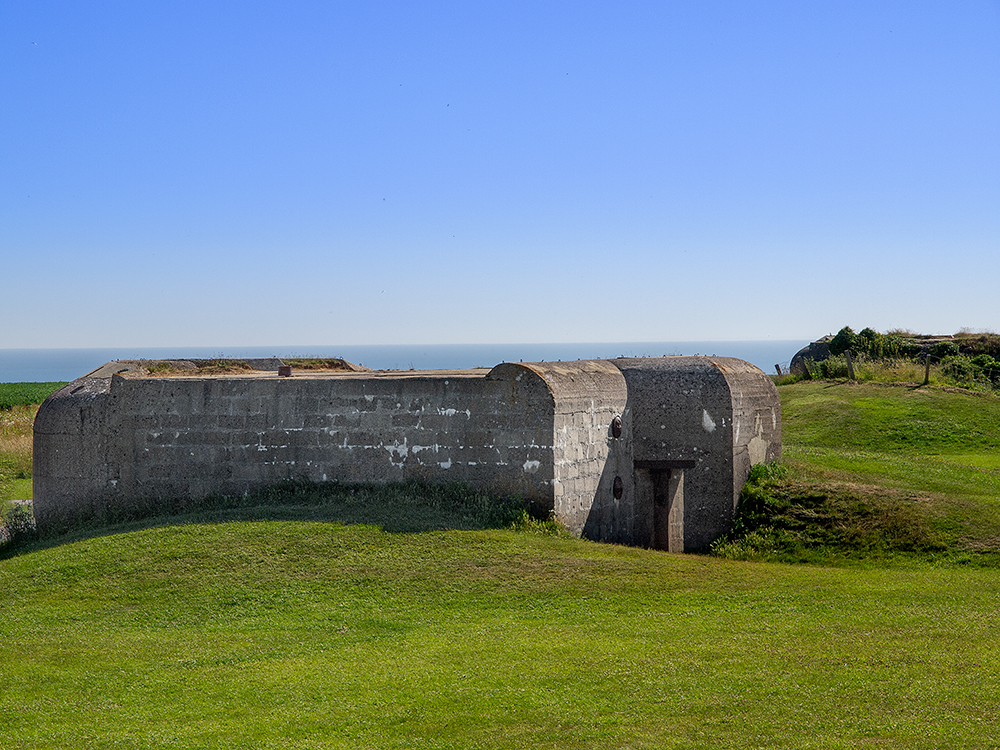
[33,356,780,550]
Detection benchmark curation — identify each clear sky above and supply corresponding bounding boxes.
[2,1,998,349]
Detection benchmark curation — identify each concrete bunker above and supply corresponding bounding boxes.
[33,356,780,550]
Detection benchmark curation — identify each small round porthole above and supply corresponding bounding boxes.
[611,415,623,438]
[613,476,624,499]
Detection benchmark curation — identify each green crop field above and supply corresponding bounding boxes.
[0,382,66,411]
[3,378,1000,747]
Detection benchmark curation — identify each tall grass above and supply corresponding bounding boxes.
[0,405,34,501]
[0,383,65,502]
[784,355,1000,391]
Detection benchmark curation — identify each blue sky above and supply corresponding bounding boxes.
[2,1,998,348]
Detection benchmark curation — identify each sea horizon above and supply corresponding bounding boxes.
[0,341,809,383]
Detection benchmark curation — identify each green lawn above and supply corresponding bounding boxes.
[3,522,1000,749]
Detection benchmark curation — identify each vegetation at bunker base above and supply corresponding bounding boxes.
[4,522,1000,749]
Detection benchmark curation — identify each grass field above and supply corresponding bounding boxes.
[3,378,1000,747]
[3,521,1000,749]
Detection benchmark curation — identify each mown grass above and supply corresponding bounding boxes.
[3,522,1000,748]
[6,377,1000,745]
[714,381,1000,564]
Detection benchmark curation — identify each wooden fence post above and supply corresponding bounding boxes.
[845,350,856,381]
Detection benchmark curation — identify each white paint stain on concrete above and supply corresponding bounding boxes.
[702,409,716,433]
[439,458,452,469]
[385,439,409,466]
[523,459,541,473]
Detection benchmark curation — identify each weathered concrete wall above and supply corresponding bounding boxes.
[724,357,782,506]
[514,361,631,542]
[34,356,781,549]
[610,357,780,552]
[612,357,735,551]
[33,376,116,529]
[35,365,561,532]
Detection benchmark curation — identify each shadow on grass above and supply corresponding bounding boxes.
[2,480,552,559]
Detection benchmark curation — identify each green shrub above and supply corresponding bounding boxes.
[971,354,1000,383]
[939,354,998,389]
[930,341,959,360]
[828,327,857,356]
[954,330,1000,358]
[805,355,851,379]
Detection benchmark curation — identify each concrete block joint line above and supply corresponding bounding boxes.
[33,356,780,551]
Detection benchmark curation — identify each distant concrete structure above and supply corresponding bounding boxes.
[33,356,780,551]
[789,336,833,376]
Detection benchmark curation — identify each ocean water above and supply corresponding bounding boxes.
[0,341,808,383]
